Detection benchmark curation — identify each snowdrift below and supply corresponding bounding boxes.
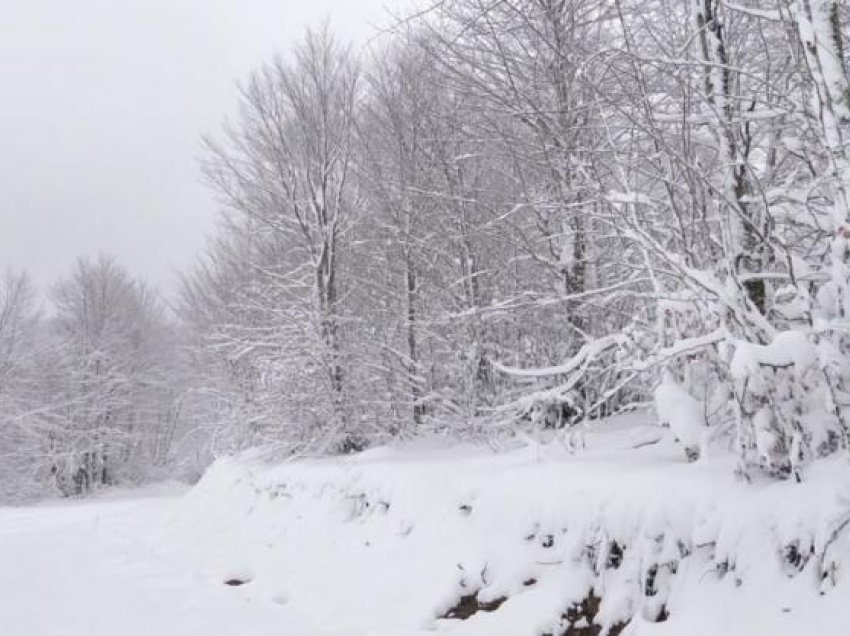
[164,416,850,636]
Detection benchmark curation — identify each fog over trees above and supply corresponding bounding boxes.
[3,0,850,500]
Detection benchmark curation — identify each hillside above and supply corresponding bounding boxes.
[4,415,850,635]
[170,416,850,636]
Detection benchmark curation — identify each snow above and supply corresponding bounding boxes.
[653,372,706,455]
[163,418,850,635]
[0,489,329,636]
[730,330,817,380]
[3,417,850,635]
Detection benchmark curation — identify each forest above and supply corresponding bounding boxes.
[2,0,850,501]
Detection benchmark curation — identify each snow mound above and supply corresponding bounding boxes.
[163,420,850,636]
[653,372,706,459]
[730,330,818,381]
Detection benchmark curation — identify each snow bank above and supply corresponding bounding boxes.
[162,419,850,636]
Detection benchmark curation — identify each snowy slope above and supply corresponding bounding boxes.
[161,415,850,636]
[2,415,849,636]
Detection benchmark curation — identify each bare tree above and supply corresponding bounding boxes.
[202,27,362,450]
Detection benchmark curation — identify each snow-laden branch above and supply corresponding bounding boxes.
[491,334,625,379]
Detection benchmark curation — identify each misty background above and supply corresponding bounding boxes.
[0,0,397,295]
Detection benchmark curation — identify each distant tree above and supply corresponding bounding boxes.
[46,255,177,494]
[0,271,43,501]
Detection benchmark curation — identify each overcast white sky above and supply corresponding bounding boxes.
[0,0,403,298]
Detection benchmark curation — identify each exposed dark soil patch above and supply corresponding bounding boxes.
[606,541,624,569]
[442,591,507,619]
[543,590,629,636]
[223,578,251,586]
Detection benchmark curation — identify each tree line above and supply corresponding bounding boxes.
[0,259,182,500]
[3,0,849,499]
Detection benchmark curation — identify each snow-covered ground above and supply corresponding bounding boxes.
[3,414,850,635]
[0,485,328,636]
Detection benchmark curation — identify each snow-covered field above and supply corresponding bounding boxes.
[0,485,327,636]
[3,415,850,635]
